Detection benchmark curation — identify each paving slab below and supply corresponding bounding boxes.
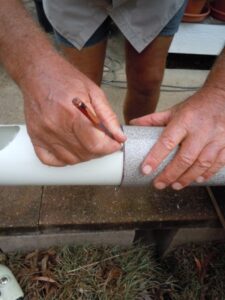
[39,186,218,231]
[0,186,42,233]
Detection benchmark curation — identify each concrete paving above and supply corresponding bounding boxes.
[0,186,42,233]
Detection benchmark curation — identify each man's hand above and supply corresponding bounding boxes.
[22,54,126,166]
[131,86,225,190]
[0,1,125,166]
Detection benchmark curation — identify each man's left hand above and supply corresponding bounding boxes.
[131,87,225,190]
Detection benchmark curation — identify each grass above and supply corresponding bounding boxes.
[1,241,225,299]
[164,241,225,300]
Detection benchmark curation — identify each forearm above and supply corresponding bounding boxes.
[0,0,58,87]
[204,47,225,93]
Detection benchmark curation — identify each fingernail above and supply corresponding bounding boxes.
[155,182,166,190]
[142,165,152,175]
[196,176,205,183]
[172,182,183,190]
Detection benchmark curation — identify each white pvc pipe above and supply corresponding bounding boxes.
[0,125,123,185]
[1,125,225,186]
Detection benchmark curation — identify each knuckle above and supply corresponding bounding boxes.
[196,158,212,169]
[177,153,195,168]
[160,135,176,151]
[85,141,103,156]
[104,112,117,123]
[43,118,55,132]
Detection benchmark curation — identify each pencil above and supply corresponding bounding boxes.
[72,97,115,139]
[72,97,100,126]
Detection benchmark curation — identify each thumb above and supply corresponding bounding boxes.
[130,110,172,127]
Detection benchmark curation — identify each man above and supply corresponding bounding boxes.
[0,1,224,190]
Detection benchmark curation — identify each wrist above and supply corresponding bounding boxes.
[197,86,225,111]
[202,85,225,98]
[16,49,59,88]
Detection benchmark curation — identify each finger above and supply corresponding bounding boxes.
[30,121,84,165]
[201,148,225,182]
[89,89,126,143]
[34,144,66,166]
[141,123,187,176]
[154,134,206,189]
[51,143,81,165]
[77,126,123,156]
[171,143,220,189]
[130,110,172,126]
[73,111,123,157]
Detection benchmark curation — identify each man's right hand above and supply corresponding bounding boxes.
[21,54,126,166]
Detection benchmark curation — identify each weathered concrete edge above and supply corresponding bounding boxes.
[0,230,135,252]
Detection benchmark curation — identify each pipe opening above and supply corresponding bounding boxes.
[0,126,20,150]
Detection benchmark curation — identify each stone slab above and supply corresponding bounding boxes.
[39,186,218,231]
[0,186,42,233]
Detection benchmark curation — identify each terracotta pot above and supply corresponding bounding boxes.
[210,0,225,21]
[183,1,210,23]
[185,0,208,14]
[183,7,210,22]
[212,0,225,12]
